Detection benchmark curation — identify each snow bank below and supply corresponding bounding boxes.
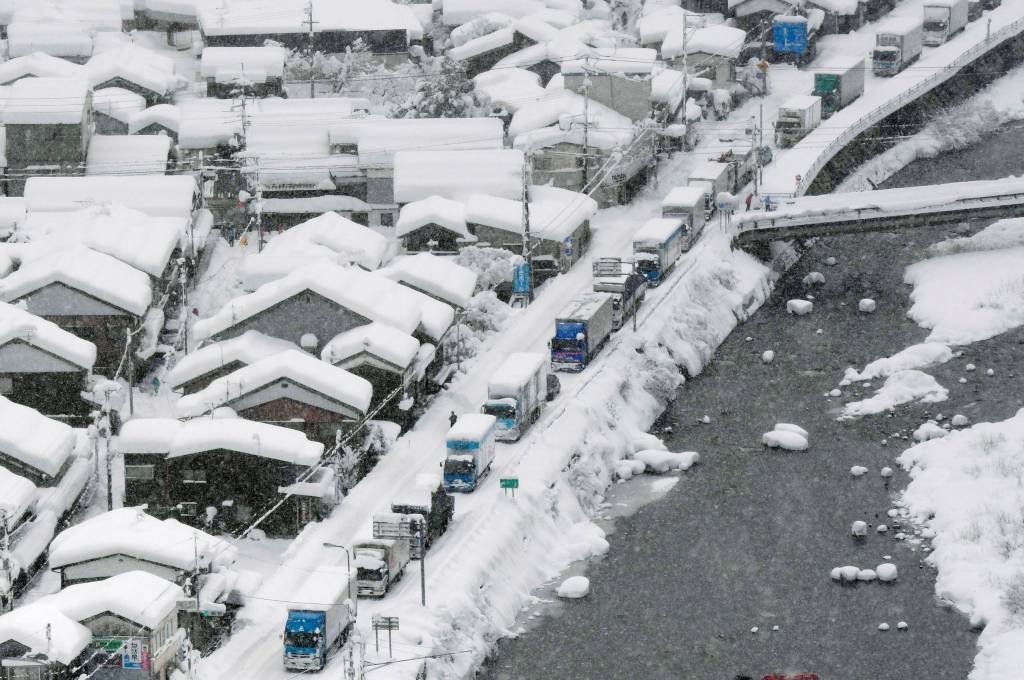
[633,449,700,473]
[904,246,1024,345]
[898,409,1024,679]
[842,343,953,383]
[913,421,948,442]
[840,370,948,419]
[556,575,590,598]
[762,429,808,451]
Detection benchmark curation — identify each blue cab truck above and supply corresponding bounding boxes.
[632,217,687,286]
[550,292,615,372]
[443,413,496,492]
[483,352,548,442]
[283,566,357,671]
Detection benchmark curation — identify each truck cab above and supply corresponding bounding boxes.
[443,414,496,491]
[354,537,409,597]
[283,610,351,671]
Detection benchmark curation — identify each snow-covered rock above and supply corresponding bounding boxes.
[876,524,888,533]
[631,433,666,453]
[802,271,825,286]
[880,466,894,478]
[633,450,700,473]
[839,565,860,583]
[556,576,590,598]
[825,256,838,266]
[913,421,948,442]
[951,414,970,427]
[878,622,890,631]
[700,415,711,424]
[876,563,898,582]
[829,388,842,397]
[851,521,868,537]
[774,423,808,438]
[786,299,813,316]
[897,621,908,630]
[965,363,976,372]
[986,368,995,376]
[761,350,775,364]
[859,298,876,313]
[958,377,968,384]
[850,465,868,477]
[761,429,808,451]
[858,569,877,581]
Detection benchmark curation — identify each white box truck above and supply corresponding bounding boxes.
[443,414,497,492]
[873,18,924,76]
[283,566,357,671]
[353,537,410,597]
[661,185,709,238]
[686,161,736,215]
[483,352,547,442]
[923,0,968,46]
[774,95,822,148]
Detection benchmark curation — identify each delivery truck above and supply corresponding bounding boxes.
[873,18,924,76]
[353,537,410,597]
[774,95,822,148]
[592,259,648,330]
[443,413,496,492]
[661,185,708,239]
[632,218,687,285]
[283,567,357,671]
[388,475,455,557]
[812,56,866,118]
[923,0,968,46]
[550,292,615,372]
[482,352,547,441]
[686,161,736,215]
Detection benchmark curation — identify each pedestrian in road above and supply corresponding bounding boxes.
[745,193,753,211]
[449,411,458,428]
[764,194,773,212]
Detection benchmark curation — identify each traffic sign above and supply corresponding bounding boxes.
[500,478,519,489]
[372,615,400,631]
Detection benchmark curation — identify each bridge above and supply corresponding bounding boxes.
[734,176,1024,244]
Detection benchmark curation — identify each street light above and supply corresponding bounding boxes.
[322,542,355,614]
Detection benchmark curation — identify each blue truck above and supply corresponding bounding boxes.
[443,413,496,492]
[483,352,548,442]
[283,566,357,671]
[632,217,687,286]
[550,292,615,372]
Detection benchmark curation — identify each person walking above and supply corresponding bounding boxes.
[745,193,753,211]
[449,411,458,428]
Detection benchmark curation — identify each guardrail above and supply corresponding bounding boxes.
[786,14,1024,198]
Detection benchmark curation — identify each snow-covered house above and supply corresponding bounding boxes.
[465,186,597,276]
[91,87,147,134]
[128,104,180,141]
[1,77,92,196]
[165,332,299,395]
[0,246,153,374]
[0,393,77,487]
[392,149,524,205]
[261,195,372,230]
[39,570,185,680]
[0,52,83,85]
[560,48,659,122]
[239,211,390,289]
[175,350,373,446]
[85,134,173,175]
[113,417,330,535]
[201,46,287,98]
[673,25,747,86]
[378,253,478,310]
[23,175,198,220]
[395,195,473,254]
[134,0,200,30]
[85,45,179,104]
[473,67,549,116]
[6,23,94,62]
[196,0,423,65]
[0,300,96,417]
[0,603,91,679]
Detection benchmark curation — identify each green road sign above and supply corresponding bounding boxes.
[499,478,519,490]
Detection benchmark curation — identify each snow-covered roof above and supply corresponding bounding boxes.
[92,87,147,123]
[2,0,123,31]
[442,0,546,26]
[195,262,422,341]
[650,68,685,108]
[6,23,93,59]
[0,394,75,478]
[43,570,184,629]
[473,67,546,113]
[2,77,89,125]
[450,27,514,62]
[321,322,420,370]
[662,185,706,209]
[0,603,91,666]
[393,150,524,204]
[20,204,182,278]
[807,0,859,14]
[508,87,632,140]
[465,185,598,242]
[23,175,197,219]
[176,349,373,419]
[177,98,243,150]
[639,5,702,46]
[396,196,469,239]
[48,506,238,571]
[197,0,422,40]
[201,46,287,81]
[634,217,685,244]
[447,413,496,440]
[165,331,299,390]
[0,52,84,84]
[513,15,561,43]
[561,48,659,75]
[128,103,181,134]
[0,300,96,369]
[85,45,179,96]
[489,351,546,395]
[0,464,37,527]
[0,246,153,316]
[494,36,590,71]
[261,196,368,215]
[686,25,746,59]
[85,134,170,175]
[378,253,478,310]
[348,117,505,170]
[167,417,325,465]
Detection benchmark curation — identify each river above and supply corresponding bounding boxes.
[477,126,1024,680]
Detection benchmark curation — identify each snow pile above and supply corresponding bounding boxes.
[859,298,876,313]
[762,424,809,451]
[633,449,700,473]
[876,563,898,583]
[761,350,775,364]
[786,299,813,316]
[913,421,948,442]
[851,521,867,537]
[905,246,1024,345]
[802,271,825,286]
[840,370,948,419]
[841,343,953,383]
[897,409,1024,677]
[556,575,590,598]
[850,466,868,476]
[929,219,1024,257]
[23,175,197,219]
[952,414,970,427]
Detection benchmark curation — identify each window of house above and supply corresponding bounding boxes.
[124,464,155,481]
[350,212,368,225]
[379,212,394,228]
[0,376,12,395]
[178,502,198,517]
[182,469,207,484]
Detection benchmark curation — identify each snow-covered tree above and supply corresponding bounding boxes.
[282,40,377,95]
[455,246,519,292]
[393,57,491,119]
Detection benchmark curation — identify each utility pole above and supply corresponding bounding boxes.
[254,157,263,252]
[304,1,318,98]
[580,72,591,189]
[126,327,135,416]
[751,114,760,196]
[1,510,11,613]
[521,154,534,303]
[417,520,426,607]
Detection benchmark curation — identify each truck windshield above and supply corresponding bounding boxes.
[551,338,583,352]
[482,402,516,420]
[923,20,947,31]
[444,458,475,475]
[635,258,658,276]
[873,49,898,61]
[357,567,384,581]
[285,632,320,649]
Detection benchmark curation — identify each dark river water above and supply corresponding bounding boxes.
[478,126,1024,680]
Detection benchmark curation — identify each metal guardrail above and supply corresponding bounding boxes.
[787,14,1024,198]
